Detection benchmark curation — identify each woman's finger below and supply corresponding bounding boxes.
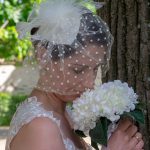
[129,136,139,149]
[134,132,142,140]
[117,118,133,131]
[135,140,144,150]
[125,125,138,138]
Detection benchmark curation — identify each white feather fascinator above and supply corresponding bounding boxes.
[16,0,105,45]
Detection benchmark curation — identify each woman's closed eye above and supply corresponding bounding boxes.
[73,66,88,74]
[73,64,100,74]
[73,69,83,74]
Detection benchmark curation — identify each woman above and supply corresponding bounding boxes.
[5,0,144,150]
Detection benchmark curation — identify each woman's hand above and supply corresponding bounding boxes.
[106,118,144,150]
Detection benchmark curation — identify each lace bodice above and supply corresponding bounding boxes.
[5,96,92,150]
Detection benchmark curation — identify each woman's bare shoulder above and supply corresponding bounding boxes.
[10,117,66,150]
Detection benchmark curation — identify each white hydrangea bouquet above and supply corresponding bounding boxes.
[66,80,144,149]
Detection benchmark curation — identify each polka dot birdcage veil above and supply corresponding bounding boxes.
[16,0,114,95]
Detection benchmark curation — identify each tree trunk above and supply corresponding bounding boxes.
[96,0,150,149]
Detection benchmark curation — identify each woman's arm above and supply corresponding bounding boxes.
[10,117,66,150]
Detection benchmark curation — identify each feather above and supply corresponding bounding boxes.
[17,0,105,44]
[16,22,31,39]
[33,0,81,44]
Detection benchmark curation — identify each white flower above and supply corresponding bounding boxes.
[66,80,138,134]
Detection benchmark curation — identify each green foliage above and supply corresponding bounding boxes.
[124,109,145,125]
[0,0,36,62]
[83,2,97,14]
[89,118,111,148]
[0,26,32,61]
[0,0,97,62]
[76,0,97,14]
[75,130,86,138]
[0,92,27,126]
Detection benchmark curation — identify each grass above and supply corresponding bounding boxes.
[0,93,27,126]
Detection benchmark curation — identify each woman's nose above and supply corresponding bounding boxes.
[82,70,96,89]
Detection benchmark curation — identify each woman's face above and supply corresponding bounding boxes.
[37,44,106,100]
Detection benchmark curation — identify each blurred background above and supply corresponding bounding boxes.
[0,0,41,150]
[0,0,150,150]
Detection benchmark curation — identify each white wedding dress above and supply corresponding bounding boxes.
[5,96,93,150]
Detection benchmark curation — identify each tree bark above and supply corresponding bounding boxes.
[96,0,150,149]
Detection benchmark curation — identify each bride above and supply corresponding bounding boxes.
[5,0,144,150]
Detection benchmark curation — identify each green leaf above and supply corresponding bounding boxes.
[91,140,99,150]
[124,109,145,124]
[89,117,109,147]
[76,0,97,14]
[74,130,86,138]
[130,109,145,124]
